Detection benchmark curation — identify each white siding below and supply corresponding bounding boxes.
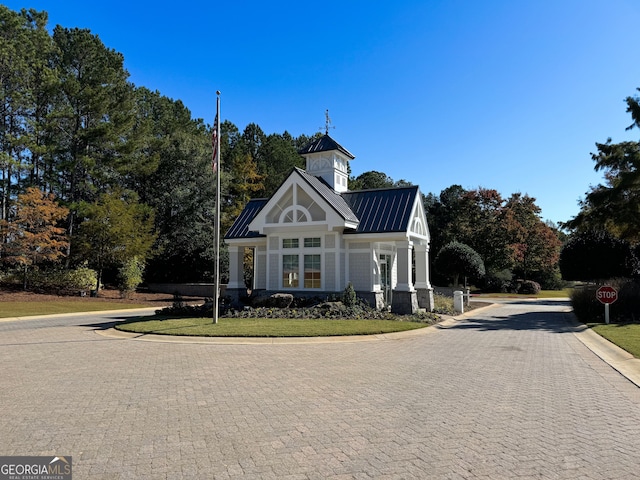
[325,252,336,291]
[269,253,279,288]
[349,252,371,290]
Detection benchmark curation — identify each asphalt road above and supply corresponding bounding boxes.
[1,300,640,479]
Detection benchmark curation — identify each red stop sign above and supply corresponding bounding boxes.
[596,285,618,304]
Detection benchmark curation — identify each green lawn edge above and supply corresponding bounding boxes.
[0,301,155,318]
[115,316,433,338]
[589,323,640,358]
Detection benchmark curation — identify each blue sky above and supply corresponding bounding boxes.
[5,0,640,225]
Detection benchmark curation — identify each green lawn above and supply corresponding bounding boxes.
[474,289,572,299]
[590,323,640,358]
[0,301,153,318]
[116,316,431,337]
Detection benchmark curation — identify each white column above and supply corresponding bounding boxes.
[395,241,415,292]
[227,245,244,289]
[413,243,431,290]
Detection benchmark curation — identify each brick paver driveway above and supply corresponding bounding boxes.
[2,300,640,479]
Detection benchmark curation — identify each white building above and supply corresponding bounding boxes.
[224,134,433,314]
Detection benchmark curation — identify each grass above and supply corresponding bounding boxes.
[0,301,153,318]
[475,289,572,298]
[116,316,431,337]
[589,323,640,358]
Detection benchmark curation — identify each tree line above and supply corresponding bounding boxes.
[558,89,640,288]
[0,5,566,293]
[0,6,330,290]
[8,5,629,297]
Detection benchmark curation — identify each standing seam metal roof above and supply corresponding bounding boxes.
[224,173,419,239]
[224,198,268,239]
[342,186,418,233]
[297,134,355,159]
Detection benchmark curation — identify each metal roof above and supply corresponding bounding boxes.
[295,168,359,223]
[224,198,268,239]
[297,134,355,159]
[342,186,419,233]
[224,174,420,239]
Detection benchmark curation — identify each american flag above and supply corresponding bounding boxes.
[212,113,219,172]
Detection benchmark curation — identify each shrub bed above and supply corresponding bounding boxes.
[157,294,440,323]
[571,279,640,323]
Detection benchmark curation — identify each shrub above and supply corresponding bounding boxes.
[117,257,145,298]
[571,279,640,323]
[0,267,99,295]
[342,282,357,307]
[65,267,99,293]
[518,280,541,295]
[479,269,512,293]
[432,293,455,315]
[434,241,485,287]
[560,230,635,282]
[571,285,604,323]
[536,267,568,291]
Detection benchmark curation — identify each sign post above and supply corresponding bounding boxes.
[596,285,618,324]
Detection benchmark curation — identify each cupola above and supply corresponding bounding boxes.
[297,134,355,193]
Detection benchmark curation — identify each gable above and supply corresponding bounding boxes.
[226,173,431,241]
[248,169,359,234]
[408,192,430,241]
[263,183,326,223]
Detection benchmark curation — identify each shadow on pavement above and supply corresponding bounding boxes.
[78,314,147,331]
[448,310,578,334]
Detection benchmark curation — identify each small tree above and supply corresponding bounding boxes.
[434,241,485,288]
[73,191,156,293]
[0,188,69,289]
[117,256,145,298]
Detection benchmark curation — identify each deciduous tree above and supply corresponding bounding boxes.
[73,190,156,293]
[0,187,69,288]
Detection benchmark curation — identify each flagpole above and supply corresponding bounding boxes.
[213,91,221,324]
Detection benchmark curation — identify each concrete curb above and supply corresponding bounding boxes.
[569,318,640,388]
[96,303,496,345]
[98,321,444,345]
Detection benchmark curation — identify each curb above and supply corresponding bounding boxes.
[97,321,443,345]
[568,316,640,388]
[96,303,496,345]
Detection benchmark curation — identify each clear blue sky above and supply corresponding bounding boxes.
[5,0,640,225]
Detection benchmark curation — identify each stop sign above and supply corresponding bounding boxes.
[596,285,618,304]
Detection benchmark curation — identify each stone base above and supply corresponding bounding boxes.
[357,291,385,311]
[391,290,419,315]
[417,288,434,312]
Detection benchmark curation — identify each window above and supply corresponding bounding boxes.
[304,255,321,288]
[304,237,321,248]
[283,238,299,248]
[283,255,299,288]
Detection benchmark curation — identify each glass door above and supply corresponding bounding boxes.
[380,254,392,306]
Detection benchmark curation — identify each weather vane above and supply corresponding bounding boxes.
[321,109,335,135]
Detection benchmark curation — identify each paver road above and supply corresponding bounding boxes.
[1,300,640,479]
